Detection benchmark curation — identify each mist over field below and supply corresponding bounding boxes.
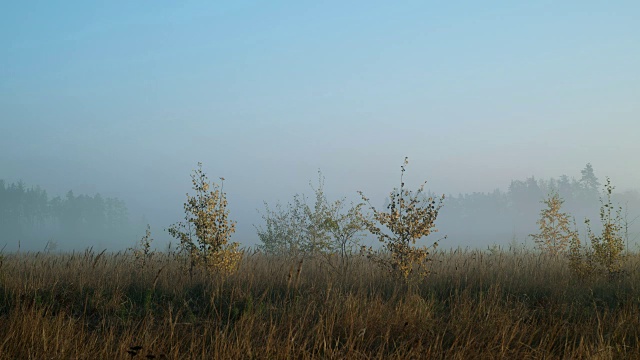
[2,2,639,252]
[4,4,640,358]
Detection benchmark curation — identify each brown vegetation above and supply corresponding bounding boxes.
[167,163,241,277]
[2,247,640,359]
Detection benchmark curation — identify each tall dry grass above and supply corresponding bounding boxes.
[1,247,640,359]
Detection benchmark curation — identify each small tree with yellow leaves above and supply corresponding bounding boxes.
[358,157,445,280]
[587,177,626,275]
[569,177,626,278]
[568,229,593,278]
[168,163,241,277]
[530,192,576,255]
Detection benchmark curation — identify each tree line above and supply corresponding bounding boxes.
[0,180,137,251]
[3,163,638,253]
[436,163,640,247]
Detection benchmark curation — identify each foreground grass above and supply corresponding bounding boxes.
[1,247,640,359]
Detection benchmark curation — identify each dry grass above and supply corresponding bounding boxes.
[1,247,640,359]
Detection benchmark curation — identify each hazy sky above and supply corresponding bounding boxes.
[2,1,639,247]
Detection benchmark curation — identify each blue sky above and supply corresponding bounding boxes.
[2,1,639,246]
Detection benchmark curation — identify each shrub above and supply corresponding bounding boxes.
[569,177,626,277]
[129,224,155,268]
[568,229,592,278]
[256,171,366,262]
[530,191,576,255]
[324,198,367,267]
[255,201,301,255]
[167,163,241,277]
[358,157,445,280]
[587,177,626,275]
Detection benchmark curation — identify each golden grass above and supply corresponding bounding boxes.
[1,247,640,359]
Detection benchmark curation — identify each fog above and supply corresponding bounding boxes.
[2,2,639,251]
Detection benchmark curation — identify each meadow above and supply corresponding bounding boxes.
[1,247,640,359]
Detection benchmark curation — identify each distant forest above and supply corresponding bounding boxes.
[0,180,137,251]
[436,164,640,248]
[2,163,639,251]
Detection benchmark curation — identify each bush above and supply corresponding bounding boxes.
[358,157,445,280]
[256,171,366,263]
[587,177,626,275]
[129,224,155,268]
[530,191,576,255]
[168,163,241,277]
[569,177,626,278]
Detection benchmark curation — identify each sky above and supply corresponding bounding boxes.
[1,1,639,248]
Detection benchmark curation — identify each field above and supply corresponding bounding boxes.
[1,247,640,359]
